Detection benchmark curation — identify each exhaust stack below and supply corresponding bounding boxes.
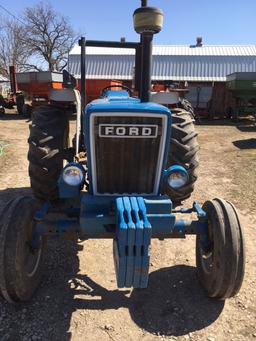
[133,2,163,102]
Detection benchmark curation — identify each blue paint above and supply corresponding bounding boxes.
[130,197,144,288]
[193,202,207,219]
[114,196,152,288]
[137,197,152,288]
[114,198,128,287]
[58,177,81,198]
[78,194,209,241]
[164,165,189,180]
[86,97,170,114]
[144,196,172,214]
[32,219,81,250]
[80,194,115,237]
[173,219,188,235]
[101,90,131,100]
[144,196,175,237]
[80,194,176,238]
[34,202,49,221]
[147,214,175,236]
[162,165,189,191]
[123,197,136,287]
[31,193,211,291]
[58,162,86,199]
[33,195,208,240]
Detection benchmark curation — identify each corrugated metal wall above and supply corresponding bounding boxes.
[68,54,256,82]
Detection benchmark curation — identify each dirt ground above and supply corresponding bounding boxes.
[0,111,255,341]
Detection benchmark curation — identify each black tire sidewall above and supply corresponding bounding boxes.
[0,197,46,302]
[196,200,226,297]
[164,108,199,204]
[196,199,245,299]
[16,94,25,115]
[28,105,69,201]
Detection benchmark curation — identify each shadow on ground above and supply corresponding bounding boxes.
[0,259,225,340]
[199,116,256,131]
[233,138,256,149]
[63,265,224,338]
[0,188,224,340]
[130,266,224,336]
[0,112,29,121]
[236,123,256,133]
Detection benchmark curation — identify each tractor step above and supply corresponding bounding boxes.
[114,197,152,288]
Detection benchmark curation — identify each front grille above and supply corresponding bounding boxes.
[90,114,166,195]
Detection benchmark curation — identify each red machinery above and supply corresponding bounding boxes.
[5,67,65,115]
[16,71,64,114]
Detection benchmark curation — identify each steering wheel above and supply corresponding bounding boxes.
[101,85,132,97]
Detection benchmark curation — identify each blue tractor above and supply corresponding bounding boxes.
[0,1,245,303]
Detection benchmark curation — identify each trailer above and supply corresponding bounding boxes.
[16,71,64,115]
[226,72,256,119]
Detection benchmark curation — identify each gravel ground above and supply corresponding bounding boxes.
[0,113,255,341]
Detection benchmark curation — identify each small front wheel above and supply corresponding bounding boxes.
[196,198,245,299]
[0,196,46,303]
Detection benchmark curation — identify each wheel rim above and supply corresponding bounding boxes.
[200,221,214,274]
[24,243,42,277]
[24,221,43,277]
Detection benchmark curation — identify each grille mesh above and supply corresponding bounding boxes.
[92,115,163,194]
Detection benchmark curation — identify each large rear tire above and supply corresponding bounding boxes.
[16,94,25,115]
[0,196,46,302]
[165,108,199,205]
[179,98,194,118]
[28,105,69,201]
[196,198,245,299]
[22,103,32,117]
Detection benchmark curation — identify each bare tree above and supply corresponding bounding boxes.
[24,2,77,71]
[0,19,30,76]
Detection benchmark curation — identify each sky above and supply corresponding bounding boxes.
[0,0,256,46]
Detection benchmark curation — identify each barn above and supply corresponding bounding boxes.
[68,42,256,115]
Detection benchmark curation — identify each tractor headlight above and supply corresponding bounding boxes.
[63,164,84,187]
[165,165,189,189]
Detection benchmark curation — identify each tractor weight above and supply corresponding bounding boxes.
[196,198,245,299]
[0,196,46,303]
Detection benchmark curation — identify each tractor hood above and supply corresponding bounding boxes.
[86,90,171,115]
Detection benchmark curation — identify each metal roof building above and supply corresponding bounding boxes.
[68,45,256,82]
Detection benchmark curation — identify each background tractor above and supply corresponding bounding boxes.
[0,66,26,115]
[0,0,245,303]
